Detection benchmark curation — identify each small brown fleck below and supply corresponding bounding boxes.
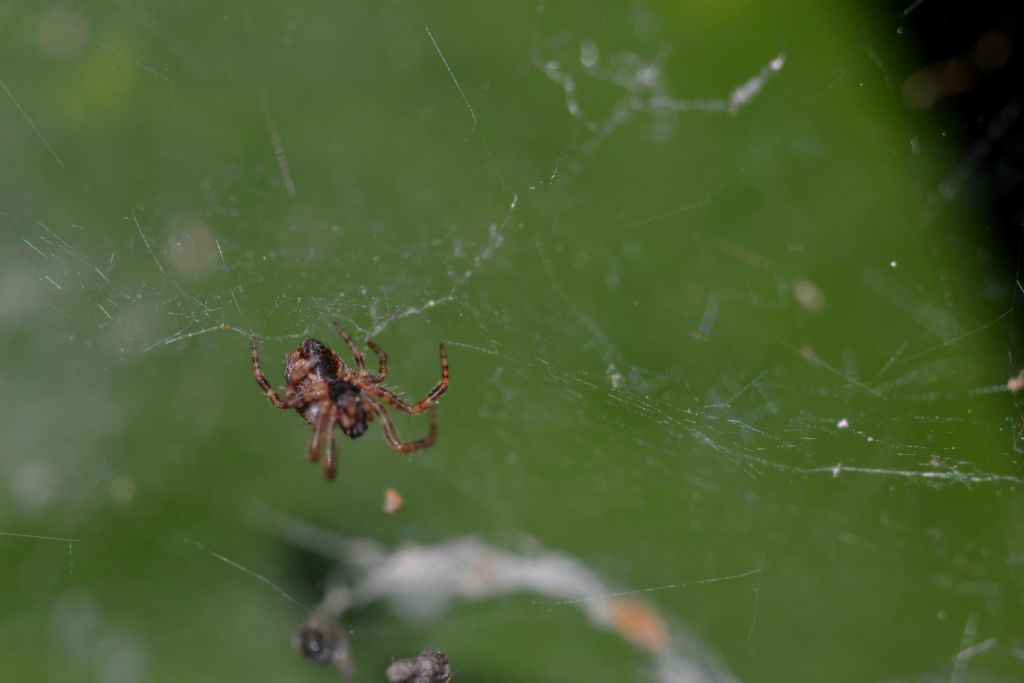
[608,598,668,654]
[384,488,404,514]
[1008,369,1024,393]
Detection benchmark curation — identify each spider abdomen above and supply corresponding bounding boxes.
[330,379,368,438]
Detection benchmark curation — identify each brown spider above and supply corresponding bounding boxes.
[251,323,448,480]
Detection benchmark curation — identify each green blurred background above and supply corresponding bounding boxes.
[2,1,1022,681]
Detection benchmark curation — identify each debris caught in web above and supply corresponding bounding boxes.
[269,514,750,683]
[293,616,354,677]
[385,649,453,683]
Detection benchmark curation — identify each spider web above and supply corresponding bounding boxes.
[2,1,1023,682]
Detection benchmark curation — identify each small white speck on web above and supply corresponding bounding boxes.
[579,40,599,69]
[607,363,625,389]
[728,53,786,114]
[836,418,849,429]
[635,63,660,88]
[890,260,898,268]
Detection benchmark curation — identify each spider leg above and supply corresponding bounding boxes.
[306,406,333,463]
[282,355,318,408]
[323,422,338,481]
[374,344,448,414]
[251,336,289,408]
[370,401,437,453]
[333,322,366,375]
[365,340,388,382]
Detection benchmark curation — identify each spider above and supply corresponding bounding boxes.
[250,323,448,480]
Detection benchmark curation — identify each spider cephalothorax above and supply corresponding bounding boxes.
[251,323,448,480]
